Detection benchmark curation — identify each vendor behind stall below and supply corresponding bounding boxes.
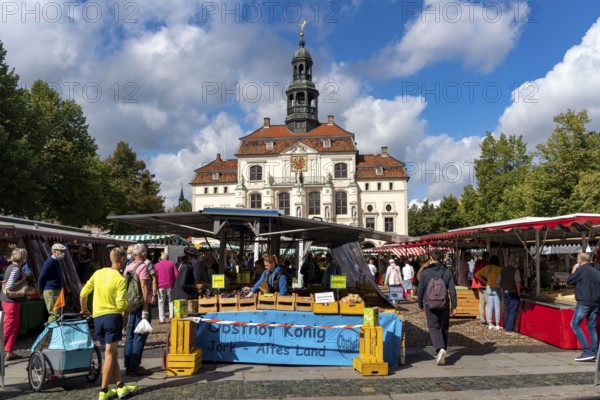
[244,254,288,296]
[322,253,341,290]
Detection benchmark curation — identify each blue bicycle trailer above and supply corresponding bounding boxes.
[27,313,101,391]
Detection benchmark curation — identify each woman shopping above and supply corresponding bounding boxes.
[475,255,504,330]
[0,247,28,361]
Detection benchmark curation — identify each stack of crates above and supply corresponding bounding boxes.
[167,314,202,376]
[353,308,388,376]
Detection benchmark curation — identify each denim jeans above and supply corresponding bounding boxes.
[124,306,152,372]
[570,303,599,357]
[503,292,520,332]
[486,287,501,324]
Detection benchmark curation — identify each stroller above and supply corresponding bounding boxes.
[27,313,101,391]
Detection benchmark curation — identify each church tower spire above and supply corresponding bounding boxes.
[285,20,319,134]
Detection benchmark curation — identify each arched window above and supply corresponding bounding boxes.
[335,192,347,215]
[249,165,262,181]
[334,163,347,178]
[278,192,290,215]
[308,192,320,215]
[250,193,261,209]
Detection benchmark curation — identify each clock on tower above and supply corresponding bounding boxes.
[291,155,308,172]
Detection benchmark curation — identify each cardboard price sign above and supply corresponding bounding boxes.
[330,275,347,290]
[212,274,226,289]
[314,292,335,304]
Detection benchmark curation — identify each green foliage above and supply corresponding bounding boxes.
[102,141,164,233]
[0,40,165,229]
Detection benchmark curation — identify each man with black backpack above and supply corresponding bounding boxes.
[417,249,457,366]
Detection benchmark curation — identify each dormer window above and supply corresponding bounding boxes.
[266,141,274,150]
[212,172,219,180]
[323,139,331,148]
[375,167,383,175]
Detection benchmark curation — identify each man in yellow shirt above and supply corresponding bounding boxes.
[80,247,138,400]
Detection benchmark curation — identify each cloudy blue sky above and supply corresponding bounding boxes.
[3,0,600,207]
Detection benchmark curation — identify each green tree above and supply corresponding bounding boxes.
[176,199,192,212]
[436,195,464,232]
[29,80,105,226]
[0,41,38,217]
[102,141,164,233]
[530,110,600,215]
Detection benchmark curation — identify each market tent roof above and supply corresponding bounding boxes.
[107,208,407,246]
[0,215,130,245]
[110,233,191,246]
[416,213,600,246]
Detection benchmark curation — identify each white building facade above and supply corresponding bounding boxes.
[191,33,409,244]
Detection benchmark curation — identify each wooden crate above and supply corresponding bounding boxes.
[352,357,388,376]
[295,295,314,312]
[339,302,365,315]
[358,326,384,362]
[167,349,202,376]
[276,293,296,311]
[169,318,195,355]
[454,289,479,317]
[197,297,218,313]
[219,294,239,312]
[257,293,277,310]
[188,300,198,314]
[312,301,339,314]
[238,295,257,311]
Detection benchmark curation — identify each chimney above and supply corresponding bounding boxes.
[327,115,334,125]
[264,117,270,128]
[381,146,388,157]
[216,153,221,161]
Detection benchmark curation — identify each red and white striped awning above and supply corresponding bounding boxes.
[365,243,449,258]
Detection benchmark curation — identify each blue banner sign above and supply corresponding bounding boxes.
[194,310,402,366]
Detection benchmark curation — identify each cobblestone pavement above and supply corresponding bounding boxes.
[3,299,599,400]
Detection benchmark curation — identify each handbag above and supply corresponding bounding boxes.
[2,276,29,298]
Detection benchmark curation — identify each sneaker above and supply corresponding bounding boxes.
[495,325,503,330]
[481,320,488,326]
[488,324,494,330]
[575,354,595,362]
[98,389,118,400]
[436,349,447,366]
[117,384,138,399]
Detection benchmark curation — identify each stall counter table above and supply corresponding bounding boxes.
[194,310,403,366]
[519,297,599,350]
[0,299,47,336]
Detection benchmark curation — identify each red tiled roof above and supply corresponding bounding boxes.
[240,123,354,140]
[236,137,357,155]
[356,154,407,179]
[191,159,238,184]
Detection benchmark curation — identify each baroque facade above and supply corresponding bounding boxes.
[191,31,409,242]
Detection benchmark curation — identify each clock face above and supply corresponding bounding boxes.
[291,155,307,172]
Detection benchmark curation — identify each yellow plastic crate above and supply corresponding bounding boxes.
[312,301,339,314]
[238,296,257,311]
[257,293,277,310]
[353,357,388,376]
[170,318,195,355]
[197,297,218,313]
[167,349,202,376]
[295,295,314,312]
[339,302,365,315]
[173,299,188,319]
[218,294,239,312]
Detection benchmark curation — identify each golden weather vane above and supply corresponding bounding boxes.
[300,19,308,36]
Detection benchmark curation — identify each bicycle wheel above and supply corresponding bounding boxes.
[28,350,47,392]
[85,345,102,383]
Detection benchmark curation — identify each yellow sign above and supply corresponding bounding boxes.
[212,274,225,289]
[237,272,251,284]
[330,275,347,289]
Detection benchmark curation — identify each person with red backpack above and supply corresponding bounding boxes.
[417,249,457,366]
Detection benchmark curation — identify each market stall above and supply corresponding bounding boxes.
[409,213,600,349]
[0,215,130,317]
[108,208,408,368]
